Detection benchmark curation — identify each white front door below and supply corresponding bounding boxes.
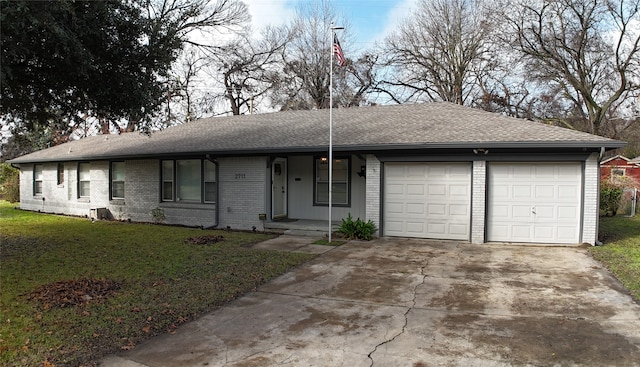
[384,162,471,240]
[487,163,582,244]
[272,158,287,218]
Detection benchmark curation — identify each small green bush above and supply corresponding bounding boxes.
[150,207,166,223]
[338,213,377,240]
[600,180,623,217]
[600,180,625,216]
[0,163,20,203]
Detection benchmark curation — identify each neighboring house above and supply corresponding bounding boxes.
[601,155,640,183]
[10,102,624,245]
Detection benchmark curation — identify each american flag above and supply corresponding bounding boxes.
[333,34,345,66]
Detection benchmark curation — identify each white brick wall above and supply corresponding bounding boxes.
[582,153,599,245]
[365,154,381,236]
[471,160,486,244]
[217,156,268,231]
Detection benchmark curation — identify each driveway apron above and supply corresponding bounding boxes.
[101,238,640,367]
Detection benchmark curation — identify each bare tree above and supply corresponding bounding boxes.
[165,47,210,124]
[504,0,640,135]
[379,0,494,105]
[202,26,291,115]
[268,1,337,110]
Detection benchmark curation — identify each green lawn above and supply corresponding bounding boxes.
[590,215,640,301]
[0,202,315,366]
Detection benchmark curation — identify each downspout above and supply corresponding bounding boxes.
[205,154,219,228]
[595,147,605,246]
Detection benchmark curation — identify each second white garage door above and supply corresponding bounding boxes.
[487,163,582,244]
[384,163,471,240]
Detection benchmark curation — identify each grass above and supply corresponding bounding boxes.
[590,214,640,301]
[0,202,316,366]
[312,239,346,246]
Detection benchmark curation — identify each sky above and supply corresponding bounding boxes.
[243,0,419,52]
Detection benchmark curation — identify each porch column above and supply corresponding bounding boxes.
[471,160,486,244]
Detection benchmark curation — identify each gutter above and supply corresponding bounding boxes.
[595,147,605,246]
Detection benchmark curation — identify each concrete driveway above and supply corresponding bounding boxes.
[101,237,640,367]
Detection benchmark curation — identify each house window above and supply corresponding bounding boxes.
[57,163,65,185]
[612,168,625,177]
[33,164,43,195]
[161,159,217,203]
[78,162,91,198]
[162,160,174,201]
[111,162,125,199]
[314,157,350,206]
[204,160,217,203]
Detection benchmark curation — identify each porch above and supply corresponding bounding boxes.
[264,219,341,237]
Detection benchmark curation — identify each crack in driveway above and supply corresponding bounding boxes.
[367,264,428,367]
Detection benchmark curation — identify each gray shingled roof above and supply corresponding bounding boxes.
[10,102,624,164]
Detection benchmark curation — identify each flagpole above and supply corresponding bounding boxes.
[329,24,343,243]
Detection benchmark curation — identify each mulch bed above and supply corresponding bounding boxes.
[184,235,225,245]
[28,278,121,309]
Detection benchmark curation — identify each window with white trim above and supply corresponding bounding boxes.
[314,157,350,206]
[612,168,625,177]
[57,163,65,185]
[78,163,91,198]
[161,159,217,203]
[204,160,217,203]
[162,160,174,201]
[111,162,125,199]
[33,164,43,195]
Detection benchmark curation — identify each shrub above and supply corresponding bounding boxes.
[600,180,623,216]
[338,213,377,240]
[0,163,20,203]
[150,207,166,223]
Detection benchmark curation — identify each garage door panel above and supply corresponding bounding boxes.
[450,204,468,216]
[534,205,554,220]
[558,206,578,219]
[386,184,405,195]
[407,184,425,195]
[513,205,532,218]
[511,225,532,239]
[558,185,579,198]
[386,202,404,214]
[428,184,446,196]
[407,203,425,214]
[450,184,468,196]
[513,185,532,198]
[406,222,425,234]
[384,163,471,240]
[427,223,446,235]
[535,186,555,198]
[488,163,582,244]
[427,203,446,215]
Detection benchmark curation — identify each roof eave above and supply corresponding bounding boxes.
[8,140,624,164]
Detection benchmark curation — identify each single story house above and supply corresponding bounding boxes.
[600,155,640,183]
[10,102,624,245]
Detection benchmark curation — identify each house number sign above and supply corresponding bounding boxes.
[235,173,246,179]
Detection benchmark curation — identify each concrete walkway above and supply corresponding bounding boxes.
[101,237,640,367]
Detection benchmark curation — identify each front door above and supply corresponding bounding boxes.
[272,158,287,218]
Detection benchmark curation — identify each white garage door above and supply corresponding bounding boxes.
[487,163,582,244]
[384,163,471,240]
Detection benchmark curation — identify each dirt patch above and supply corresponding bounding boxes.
[29,278,120,309]
[478,317,640,365]
[288,307,363,335]
[326,271,409,304]
[184,235,225,245]
[429,283,489,312]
